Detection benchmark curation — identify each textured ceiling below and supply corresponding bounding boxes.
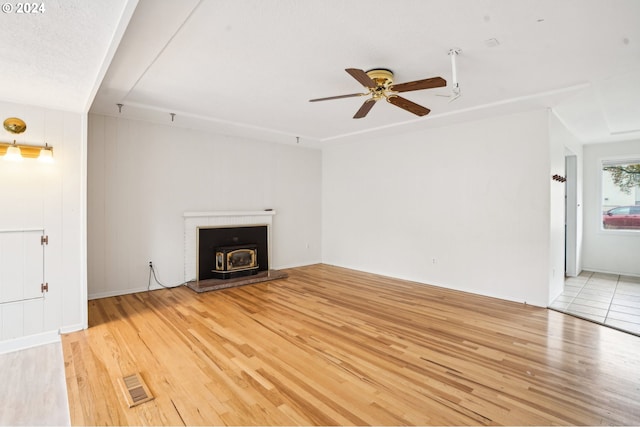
[3,0,638,145]
[0,0,133,111]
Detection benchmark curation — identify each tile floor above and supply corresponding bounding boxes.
[550,271,640,336]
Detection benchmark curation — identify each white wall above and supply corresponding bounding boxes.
[0,101,85,353]
[548,116,567,304]
[322,110,553,307]
[87,114,322,299]
[583,140,640,276]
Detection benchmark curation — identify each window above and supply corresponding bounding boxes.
[601,159,640,230]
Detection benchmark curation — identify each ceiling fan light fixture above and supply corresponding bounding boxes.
[310,67,446,118]
[365,68,395,89]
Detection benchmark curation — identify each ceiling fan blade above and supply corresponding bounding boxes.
[387,95,430,116]
[390,76,446,93]
[346,68,376,89]
[353,99,376,119]
[309,93,366,102]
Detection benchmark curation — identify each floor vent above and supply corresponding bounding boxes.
[119,372,154,408]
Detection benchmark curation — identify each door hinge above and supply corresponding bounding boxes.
[41,235,49,245]
[41,283,49,293]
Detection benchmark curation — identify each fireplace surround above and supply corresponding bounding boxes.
[184,210,287,292]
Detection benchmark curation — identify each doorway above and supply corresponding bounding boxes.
[565,154,578,277]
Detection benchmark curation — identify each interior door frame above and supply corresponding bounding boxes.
[565,154,578,277]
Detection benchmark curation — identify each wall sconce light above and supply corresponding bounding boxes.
[3,140,23,161]
[38,143,54,163]
[1,117,54,163]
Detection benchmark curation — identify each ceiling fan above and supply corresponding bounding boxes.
[309,68,446,119]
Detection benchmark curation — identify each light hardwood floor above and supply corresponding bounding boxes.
[63,264,640,425]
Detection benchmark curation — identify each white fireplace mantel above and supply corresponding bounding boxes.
[184,210,276,218]
[183,210,276,282]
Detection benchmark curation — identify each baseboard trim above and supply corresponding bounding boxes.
[0,330,61,355]
[89,286,156,300]
[581,267,640,278]
[272,260,322,270]
[59,324,85,335]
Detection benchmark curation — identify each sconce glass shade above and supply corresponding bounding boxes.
[3,144,23,161]
[38,146,54,163]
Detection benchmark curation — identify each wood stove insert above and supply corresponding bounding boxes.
[197,225,268,281]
